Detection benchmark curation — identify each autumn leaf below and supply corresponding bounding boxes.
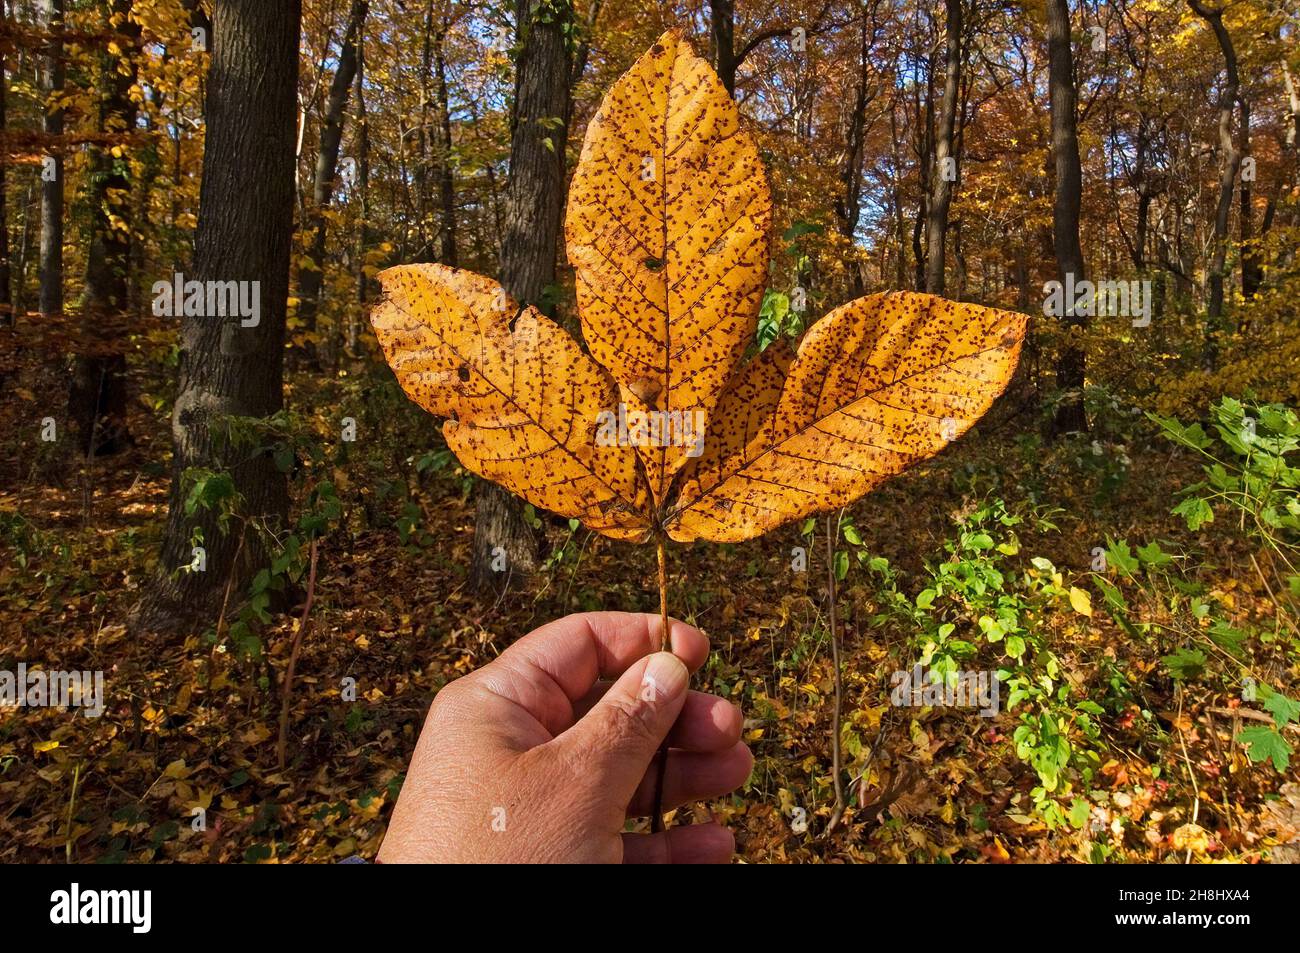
[371,264,650,541]
[566,31,771,503]
[371,29,1026,549]
[665,293,1025,542]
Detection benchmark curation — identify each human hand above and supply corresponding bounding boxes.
[377,611,752,863]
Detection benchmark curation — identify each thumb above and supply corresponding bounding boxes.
[555,651,689,810]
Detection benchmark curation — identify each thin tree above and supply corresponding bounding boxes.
[924,0,963,295]
[69,0,139,457]
[0,0,10,326]
[38,0,63,321]
[348,27,370,356]
[1046,0,1087,436]
[1187,0,1240,360]
[296,0,369,366]
[433,9,456,266]
[834,0,884,299]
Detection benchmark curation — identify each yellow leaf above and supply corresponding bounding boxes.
[33,739,59,753]
[1069,586,1093,617]
[371,31,1026,556]
[666,293,1025,541]
[566,30,771,502]
[986,836,1011,861]
[1171,822,1209,852]
[371,264,650,539]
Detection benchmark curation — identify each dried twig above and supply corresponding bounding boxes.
[277,538,321,771]
[825,511,848,835]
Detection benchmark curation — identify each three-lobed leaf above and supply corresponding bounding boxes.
[371,30,1027,546]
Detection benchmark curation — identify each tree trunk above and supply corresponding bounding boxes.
[139,0,302,632]
[470,0,577,593]
[69,0,138,458]
[889,94,908,288]
[38,0,64,320]
[1046,0,1087,436]
[912,22,935,291]
[434,18,457,266]
[1238,97,1260,299]
[924,0,961,295]
[1188,0,1240,360]
[296,0,368,365]
[0,18,10,326]
[13,183,33,322]
[835,2,880,299]
[348,30,370,356]
[710,0,737,96]
[415,0,434,256]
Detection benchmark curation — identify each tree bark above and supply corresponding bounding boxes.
[0,15,10,326]
[1188,0,1240,356]
[348,30,370,356]
[1046,0,1087,435]
[69,0,138,458]
[924,0,961,295]
[296,0,368,365]
[1238,97,1260,299]
[710,0,737,96]
[140,0,302,632]
[38,0,64,321]
[834,1,881,299]
[470,0,578,593]
[434,16,457,266]
[912,13,935,291]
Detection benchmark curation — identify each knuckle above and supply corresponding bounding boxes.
[428,676,473,720]
[597,694,657,747]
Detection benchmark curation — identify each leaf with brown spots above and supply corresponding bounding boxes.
[370,32,1025,551]
[664,292,1027,542]
[371,264,651,540]
[565,30,771,503]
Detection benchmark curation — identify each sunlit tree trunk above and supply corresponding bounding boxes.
[349,30,370,357]
[835,1,882,299]
[1188,0,1240,363]
[434,15,457,266]
[924,0,961,295]
[1046,0,1087,436]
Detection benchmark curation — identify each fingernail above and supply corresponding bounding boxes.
[641,652,688,703]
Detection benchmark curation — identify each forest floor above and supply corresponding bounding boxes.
[2,349,1298,864]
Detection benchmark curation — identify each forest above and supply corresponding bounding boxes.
[0,0,1298,865]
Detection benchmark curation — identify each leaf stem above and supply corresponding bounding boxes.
[652,535,670,832]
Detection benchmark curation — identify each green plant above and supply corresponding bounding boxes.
[850,500,1104,827]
